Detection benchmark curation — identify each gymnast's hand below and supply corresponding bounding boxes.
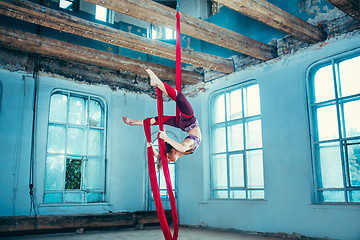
[158,130,167,140]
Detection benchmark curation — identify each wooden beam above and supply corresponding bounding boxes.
[0,0,233,74]
[326,0,360,21]
[0,26,203,84]
[0,211,172,234]
[213,0,326,43]
[84,0,277,60]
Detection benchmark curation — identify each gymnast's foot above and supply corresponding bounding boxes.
[146,69,161,87]
[122,117,135,126]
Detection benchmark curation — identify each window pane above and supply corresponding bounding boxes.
[95,5,107,22]
[69,96,86,125]
[160,190,167,198]
[246,150,264,188]
[315,105,339,141]
[346,141,360,187]
[244,84,260,117]
[249,190,264,199]
[67,127,86,155]
[212,126,226,153]
[246,120,262,149]
[230,190,246,199]
[159,170,167,190]
[49,94,67,123]
[65,158,82,190]
[212,94,225,123]
[47,125,65,154]
[314,65,335,103]
[320,190,345,202]
[343,100,360,137]
[64,192,82,203]
[229,154,244,187]
[348,191,360,203]
[338,56,360,97]
[165,28,174,39]
[316,142,343,188]
[169,164,176,190]
[213,190,228,198]
[88,129,104,156]
[89,99,103,127]
[45,155,64,191]
[227,123,244,151]
[212,154,227,189]
[226,89,242,120]
[85,158,102,190]
[44,193,62,203]
[87,192,103,203]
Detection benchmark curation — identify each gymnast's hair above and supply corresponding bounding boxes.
[156,142,174,171]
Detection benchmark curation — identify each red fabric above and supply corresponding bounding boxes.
[143,88,179,240]
[142,11,181,240]
[164,82,177,101]
[176,11,181,124]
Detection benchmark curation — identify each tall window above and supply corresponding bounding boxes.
[210,83,264,199]
[308,52,360,204]
[44,90,106,204]
[59,0,79,12]
[147,137,177,210]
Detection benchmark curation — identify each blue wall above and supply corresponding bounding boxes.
[2,30,359,240]
[181,31,360,240]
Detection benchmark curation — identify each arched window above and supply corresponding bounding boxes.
[147,133,178,210]
[307,51,360,204]
[210,82,264,199]
[44,90,106,204]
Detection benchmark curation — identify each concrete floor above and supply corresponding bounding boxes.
[1,227,286,240]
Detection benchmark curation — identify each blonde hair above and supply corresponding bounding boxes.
[156,155,163,172]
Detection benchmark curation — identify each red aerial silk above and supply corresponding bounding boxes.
[142,10,182,240]
[175,11,181,124]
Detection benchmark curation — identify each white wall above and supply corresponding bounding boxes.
[178,31,360,240]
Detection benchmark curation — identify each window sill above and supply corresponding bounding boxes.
[205,198,267,203]
[39,202,112,208]
[309,203,360,209]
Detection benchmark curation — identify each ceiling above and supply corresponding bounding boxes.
[0,0,359,95]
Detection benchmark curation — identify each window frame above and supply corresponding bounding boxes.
[149,24,176,40]
[43,89,107,204]
[306,49,360,205]
[209,80,265,200]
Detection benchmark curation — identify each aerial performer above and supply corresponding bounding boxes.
[123,69,201,167]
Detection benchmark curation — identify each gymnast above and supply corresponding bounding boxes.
[123,69,201,168]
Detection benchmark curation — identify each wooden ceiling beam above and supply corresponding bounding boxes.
[0,0,233,74]
[213,0,326,43]
[326,0,360,21]
[0,26,203,84]
[84,0,277,60]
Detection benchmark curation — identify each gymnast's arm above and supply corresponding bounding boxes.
[158,131,193,153]
[147,142,159,158]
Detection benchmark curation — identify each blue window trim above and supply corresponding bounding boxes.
[208,80,265,200]
[43,88,108,204]
[306,48,360,205]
